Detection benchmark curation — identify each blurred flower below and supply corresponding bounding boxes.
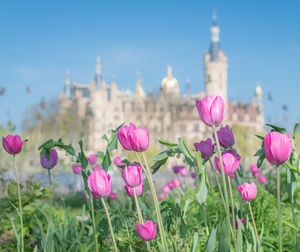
[117,125,133,151]
[109,192,117,200]
[194,138,214,159]
[127,123,149,152]
[215,125,235,148]
[173,179,181,188]
[179,167,189,177]
[235,217,245,229]
[264,132,293,165]
[258,176,266,184]
[163,185,170,194]
[191,172,197,179]
[72,163,82,174]
[122,164,143,187]
[214,149,241,176]
[114,157,125,167]
[93,165,102,171]
[237,182,257,201]
[87,154,97,165]
[173,165,184,174]
[40,149,58,169]
[196,95,225,127]
[87,169,111,198]
[157,194,165,200]
[124,183,144,198]
[250,164,260,178]
[136,220,157,241]
[2,135,28,155]
[229,173,236,179]
[85,193,90,200]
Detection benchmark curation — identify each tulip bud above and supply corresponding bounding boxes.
[124,182,144,198]
[114,157,125,167]
[236,182,257,201]
[191,172,197,179]
[235,217,245,229]
[117,125,133,150]
[249,164,260,178]
[158,194,165,200]
[109,192,117,200]
[87,154,97,165]
[163,185,170,194]
[72,163,82,174]
[2,135,28,155]
[194,138,214,159]
[196,95,225,127]
[214,149,241,176]
[179,167,189,177]
[264,132,293,165]
[122,164,143,187]
[40,149,58,169]
[87,169,111,198]
[215,125,235,148]
[93,165,102,171]
[258,176,266,184]
[173,165,184,174]
[229,173,236,179]
[127,123,149,152]
[136,220,157,241]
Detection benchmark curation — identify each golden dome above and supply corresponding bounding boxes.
[161,66,178,89]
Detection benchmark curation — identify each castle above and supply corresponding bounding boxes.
[59,14,264,152]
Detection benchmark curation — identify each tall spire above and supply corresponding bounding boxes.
[135,70,145,98]
[167,66,172,78]
[95,56,102,88]
[209,11,220,61]
[65,69,71,98]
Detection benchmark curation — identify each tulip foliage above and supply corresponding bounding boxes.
[1,96,300,251]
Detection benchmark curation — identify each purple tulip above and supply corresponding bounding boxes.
[235,217,245,229]
[191,172,197,179]
[87,169,111,198]
[136,220,157,241]
[40,149,58,169]
[216,125,235,148]
[237,182,257,201]
[87,154,97,165]
[194,138,214,159]
[196,95,225,127]
[2,135,28,155]
[72,163,82,174]
[173,165,184,174]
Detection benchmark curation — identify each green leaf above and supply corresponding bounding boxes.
[218,220,230,252]
[192,232,199,252]
[286,168,297,202]
[196,166,208,205]
[206,225,218,252]
[282,220,300,232]
[284,162,300,175]
[237,219,243,252]
[79,140,88,170]
[151,157,168,175]
[255,134,264,140]
[183,198,191,219]
[253,148,264,157]
[257,154,265,168]
[10,219,21,251]
[159,139,178,151]
[293,123,299,140]
[178,138,194,166]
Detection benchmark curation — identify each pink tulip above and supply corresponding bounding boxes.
[173,165,184,174]
[215,125,235,148]
[122,164,143,187]
[2,135,28,155]
[258,176,266,184]
[124,183,144,198]
[117,125,133,150]
[136,220,157,241]
[229,173,236,179]
[196,95,225,127]
[237,182,257,201]
[158,194,165,200]
[114,157,125,167]
[249,164,260,177]
[167,181,174,188]
[109,192,117,200]
[93,165,102,171]
[179,167,189,177]
[87,169,111,198]
[194,138,214,159]
[40,149,58,169]
[127,123,149,152]
[235,217,245,229]
[264,132,293,165]
[214,149,241,176]
[173,179,181,188]
[191,172,197,179]
[163,185,170,194]
[87,154,97,165]
[72,163,82,174]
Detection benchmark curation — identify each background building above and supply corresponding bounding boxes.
[59,15,264,152]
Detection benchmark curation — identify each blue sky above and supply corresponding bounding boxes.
[0,0,299,131]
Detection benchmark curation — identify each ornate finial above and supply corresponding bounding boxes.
[65,69,70,85]
[212,10,217,25]
[256,80,262,98]
[167,66,172,78]
[96,56,101,76]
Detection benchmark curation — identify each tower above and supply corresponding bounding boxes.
[95,56,102,88]
[65,69,71,99]
[135,71,146,98]
[204,12,228,103]
[160,66,179,102]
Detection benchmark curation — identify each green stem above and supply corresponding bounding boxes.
[228,176,236,242]
[277,166,282,252]
[125,223,133,252]
[101,198,118,252]
[133,188,151,252]
[292,202,297,246]
[90,196,99,252]
[46,169,53,246]
[212,125,233,244]
[135,152,168,251]
[14,155,24,252]
[202,204,209,237]
[209,159,226,209]
[249,202,262,252]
